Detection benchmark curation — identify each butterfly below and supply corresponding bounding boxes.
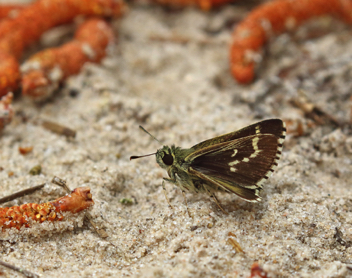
[130,119,286,215]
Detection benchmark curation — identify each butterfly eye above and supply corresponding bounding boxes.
[162,152,174,166]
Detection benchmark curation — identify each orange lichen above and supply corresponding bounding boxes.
[249,262,268,278]
[230,0,352,84]
[18,146,34,155]
[0,0,126,97]
[0,52,21,95]
[0,0,124,51]
[22,18,114,100]
[0,92,13,131]
[51,187,94,213]
[0,4,25,20]
[153,0,235,11]
[0,187,94,230]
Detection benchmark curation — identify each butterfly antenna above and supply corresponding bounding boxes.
[130,126,160,160]
[130,152,156,160]
[139,125,161,144]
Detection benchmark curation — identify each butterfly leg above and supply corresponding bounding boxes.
[181,190,192,218]
[164,176,192,217]
[211,193,228,215]
[203,185,228,214]
[162,180,174,209]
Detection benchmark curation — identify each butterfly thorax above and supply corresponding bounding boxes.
[156,145,193,174]
[156,145,202,192]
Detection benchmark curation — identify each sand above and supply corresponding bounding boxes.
[1,1,352,277]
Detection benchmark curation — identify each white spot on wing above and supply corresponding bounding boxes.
[229,160,240,166]
[249,137,261,158]
[255,125,261,134]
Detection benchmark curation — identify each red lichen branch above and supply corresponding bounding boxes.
[22,18,114,100]
[51,187,94,213]
[249,262,268,278]
[0,187,94,230]
[0,4,26,20]
[0,92,13,131]
[0,0,124,51]
[0,0,126,98]
[0,52,20,96]
[153,0,235,11]
[230,0,352,84]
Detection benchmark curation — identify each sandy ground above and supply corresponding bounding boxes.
[1,1,352,277]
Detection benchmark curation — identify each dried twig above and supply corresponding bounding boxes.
[0,259,39,278]
[290,93,340,127]
[0,183,46,205]
[41,120,76,138]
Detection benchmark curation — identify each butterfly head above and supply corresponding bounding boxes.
[156,146,174,169]
[130,126,175,169]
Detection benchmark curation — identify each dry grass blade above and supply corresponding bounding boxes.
[227,237,244,253]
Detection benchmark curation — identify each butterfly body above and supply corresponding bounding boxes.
[131,119,286,213]
[155,119,286,203]
[156,145,222,194]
